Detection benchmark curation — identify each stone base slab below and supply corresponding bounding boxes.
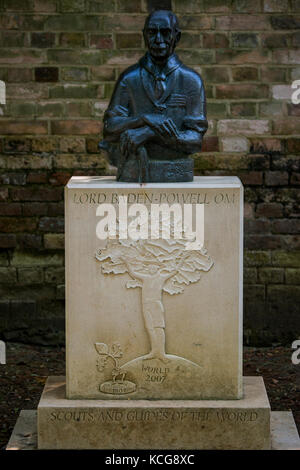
[34,376,273,450]
[7,410,299,450]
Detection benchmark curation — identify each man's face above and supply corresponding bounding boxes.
[144,13,177,61]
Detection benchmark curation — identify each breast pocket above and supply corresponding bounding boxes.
[167,94,186,108]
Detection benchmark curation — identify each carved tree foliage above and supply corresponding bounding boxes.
[95,230,213,295]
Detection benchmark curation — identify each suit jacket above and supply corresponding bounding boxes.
[103,52,208,160]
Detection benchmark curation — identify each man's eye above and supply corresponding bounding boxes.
[161,29,171,35]
[148,29,156,35]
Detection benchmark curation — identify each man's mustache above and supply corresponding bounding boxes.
[150,44,168,49]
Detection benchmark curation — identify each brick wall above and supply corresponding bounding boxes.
[0,0,299,345]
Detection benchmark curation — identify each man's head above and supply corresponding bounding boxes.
[143,10,181,62]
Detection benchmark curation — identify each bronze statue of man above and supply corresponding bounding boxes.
[101,10,208,183]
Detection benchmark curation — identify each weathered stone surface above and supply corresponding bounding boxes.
[6,410,37,451]
[7,408,300,450]
[65,176,243,400]
[37,376,270,450]
[270,412,300,450]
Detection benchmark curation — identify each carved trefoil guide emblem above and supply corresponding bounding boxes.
[95,342,136,395]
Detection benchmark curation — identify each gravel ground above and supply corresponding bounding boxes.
[0,342,299,450]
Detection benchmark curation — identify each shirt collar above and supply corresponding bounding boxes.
[140,52,181,79]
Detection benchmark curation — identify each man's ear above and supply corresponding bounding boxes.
[175,31,181,46]
[143,29,148,46]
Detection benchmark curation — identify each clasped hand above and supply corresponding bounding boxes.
[120,115,180,157]
[143,114,180,140]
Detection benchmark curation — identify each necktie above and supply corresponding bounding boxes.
[154,73,166,100]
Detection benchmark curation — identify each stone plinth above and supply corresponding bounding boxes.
[7,409,300,450]
[65,176,243,400]
[37,376,270,450]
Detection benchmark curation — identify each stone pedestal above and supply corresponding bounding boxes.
[37,376,270,450]
[7,175,298,450]
[65,176,243,400]
[8,409,300,450]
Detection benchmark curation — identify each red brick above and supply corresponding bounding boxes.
[245,234,283,250]
[273,119,300,135]
[202,67,229,83]
[202,136,219,152]
[33,0,57,12]
[202,33,229,48]
[59,33,85,48]
[230,103,256,117]
[270,15,300,30]
[31,137,57,152]
[261,33,290,48]
[86,137,101,153]
[90,34,113,49]
[11,187,62,202]
[0,217,37,232]
[291,172,300,184]
[203,0,230,12]
[216,15,270,30]
[273,49,300,64]
[168,15,213,30]
[272,219,300,234]
[0,203,22,216]
[250,138,283,154]
[116,33,142,49]
[39,217,64,232]
[2,30,26,47]
[287,139,300,153]
[260,66,286,82]
[234,0,261,12]
[59,137,85,153]
[0,234,17,248]
[216,50,270,65]
[245,219,271,234]
[22,202,48,216]
[35,67,59,82]
[31,32,55,48]
[240,172,263,185]
[51,120,101,135]
[7,68,32,82]
[256,203,283,218]
[244,202,254,219]
[216,84,269,99]
[48,202,64,216]
[287,104,300,117]
[27,172,48,184]
[0,121,48,135]
[0,188,8,201]
[0,49,46,64]
[49,172,71,186]
[3,138,31,153]
[232,67,259,81]
[265,171,289,186]
[17,233,42,250]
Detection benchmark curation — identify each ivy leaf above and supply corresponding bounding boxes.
[110,343,123,358]
[95,342,109,356]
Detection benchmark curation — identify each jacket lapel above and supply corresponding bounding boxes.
[140,53,182,110]
[158,70,177,105]
[140,66,157,108]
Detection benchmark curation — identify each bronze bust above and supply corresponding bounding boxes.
[100,10,208,183]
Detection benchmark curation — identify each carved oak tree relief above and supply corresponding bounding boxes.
[95,226,214,372]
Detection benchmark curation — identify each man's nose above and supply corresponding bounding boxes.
[154,31,163,43]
